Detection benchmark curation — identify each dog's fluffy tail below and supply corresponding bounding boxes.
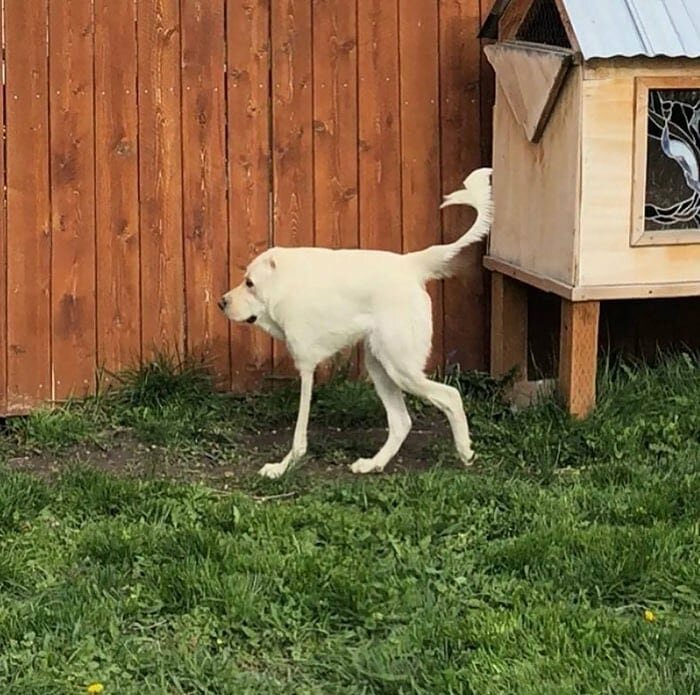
[407,167,493,282]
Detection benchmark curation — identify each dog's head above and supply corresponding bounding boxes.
[218,250,277,325]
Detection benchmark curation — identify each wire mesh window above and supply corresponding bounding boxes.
[517,0,571,48]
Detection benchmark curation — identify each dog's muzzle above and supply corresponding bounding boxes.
[246,315,257,324]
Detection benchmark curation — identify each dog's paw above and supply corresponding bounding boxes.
[350,458,383,475]
[460,449,476,467]
[257,462,288,479]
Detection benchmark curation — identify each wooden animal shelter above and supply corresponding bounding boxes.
[480,0,700,416]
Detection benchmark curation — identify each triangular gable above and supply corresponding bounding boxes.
[484,41,573,143]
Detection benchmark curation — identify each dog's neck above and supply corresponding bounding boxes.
[255,314,285,342]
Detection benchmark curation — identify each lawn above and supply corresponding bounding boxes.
[0,355,698,694]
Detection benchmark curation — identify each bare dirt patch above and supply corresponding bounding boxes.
[4,418,460,489]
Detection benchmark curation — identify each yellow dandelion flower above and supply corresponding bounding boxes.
[644,609,656,622]
[87,683,104,694]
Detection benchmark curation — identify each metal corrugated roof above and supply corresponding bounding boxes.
[480,0,700,59]
[564,0,700,59]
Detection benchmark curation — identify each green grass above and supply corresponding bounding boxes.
[0,353,699,693]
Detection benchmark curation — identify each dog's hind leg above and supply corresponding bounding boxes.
[398,375,474,465]
[350,346,412,474]
[258,368,314,479]
[368,305,475,466]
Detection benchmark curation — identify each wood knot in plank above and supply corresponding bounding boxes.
[114,140,133,157]
[54,152,78,184]
[57,294,83,335]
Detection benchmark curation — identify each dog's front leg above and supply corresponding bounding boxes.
[258,369,314,479]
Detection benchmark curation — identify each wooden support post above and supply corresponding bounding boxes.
[558,299,600,418]
[490,272,528,381]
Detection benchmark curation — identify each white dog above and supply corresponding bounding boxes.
[219,167,493,478]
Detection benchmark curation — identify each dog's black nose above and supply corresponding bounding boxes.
[217,296,227,311]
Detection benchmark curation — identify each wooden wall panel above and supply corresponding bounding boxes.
[5,1,52,410]
[440,0,488,371]
[312,0,359,379]
[480,0,497,165]
[357,0,403,253]
[578,69,700,288]
[0,0,496,412]
[400,1,443,373]
[49,0,97,401]
[94,0,141,376]
[181,0,230,384]
[228,0,274,390]
[312,0,359,252]
[271,0,314,376]
[489,72,581,284]
[138,0,185,360]
[0,7,6,411]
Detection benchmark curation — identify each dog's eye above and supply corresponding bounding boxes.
[245,278,254,289]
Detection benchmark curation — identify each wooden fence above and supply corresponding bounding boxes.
[0,0,495,414]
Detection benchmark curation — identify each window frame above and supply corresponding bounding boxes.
[630,76,700,247]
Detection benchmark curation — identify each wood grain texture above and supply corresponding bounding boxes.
[0,0,499,411]
[498,0,534,40]
[5,1,52,410]
[94,0,141,376]
[484,255,574,299]
[440,0,487,371]
[480,0,497,166]
[228,0,274,390]
[483,42,572,143]
[484,256,700,301]
[0,10,6,411]
[312,0,358,251]
[558,299,599,418]
[357,0,402,253]
[490,271,528,379]
[400,0,442,373]
[578,68,700,288]
[181,0,230,384]
[49,0,96,401]
[489,70,581,285]
[138,0,184,360]
[312,0,360,380]
[271,0,314,375]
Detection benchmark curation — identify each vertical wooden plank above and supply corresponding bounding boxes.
[94,0,141,376]
[228,0,273,390]
[400,0,442,373]
[490,272,528,379]
[312,0,359,379]
[312,0,358,251]
[49,0,96,401]
[138,0,185,360]
[439,0,487,372]
[558,299,599,418]
[5,1,51,411]
[181,0,230,384]
[0,6,6,412]
[357,0,402,253]
[271,0,314,375]
[480,0,497,166]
